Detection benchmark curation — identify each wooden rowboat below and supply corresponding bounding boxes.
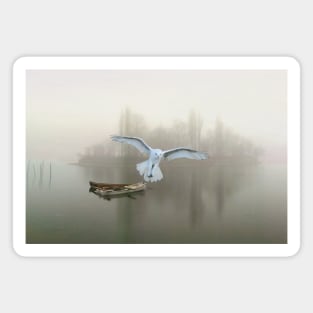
[89,181,146,198]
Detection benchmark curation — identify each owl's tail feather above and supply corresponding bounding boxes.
[149,165,163,182]
[136,161,163,182]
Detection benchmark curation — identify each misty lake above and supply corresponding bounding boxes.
[26,160,287,244]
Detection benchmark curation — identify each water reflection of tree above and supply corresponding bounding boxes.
[213,163,250,217]
[117,159,137,243]
[189,168,204,227]
[215,164,225,217]
[168,161,250,222]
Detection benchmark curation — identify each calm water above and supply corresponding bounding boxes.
[26,160,287,244]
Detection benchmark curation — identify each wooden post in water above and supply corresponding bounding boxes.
[39,161,44,187]
[32,164,36,185]
[26,160,30,189]
[49,162,52,187]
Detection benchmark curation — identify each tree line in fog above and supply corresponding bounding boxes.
[78,108,262,164]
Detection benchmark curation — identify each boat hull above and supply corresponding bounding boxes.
[89,181,146,197]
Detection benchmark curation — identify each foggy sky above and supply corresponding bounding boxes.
[26,70,287,162]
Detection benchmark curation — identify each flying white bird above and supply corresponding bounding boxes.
[111,135,208,182]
